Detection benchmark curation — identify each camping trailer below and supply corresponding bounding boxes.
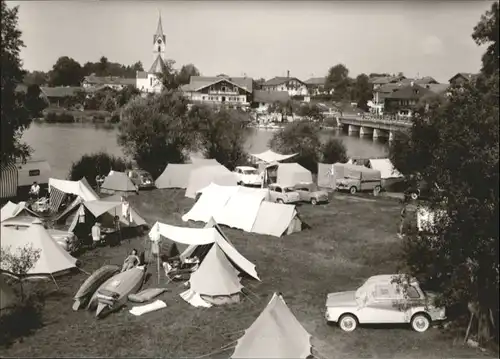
[0,160,51,199]
[333,163,382,195]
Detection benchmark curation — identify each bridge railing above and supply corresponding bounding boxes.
[341,113,412,126]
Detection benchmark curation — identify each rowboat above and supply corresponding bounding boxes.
[93,266,146,318]
[72,265,120,311]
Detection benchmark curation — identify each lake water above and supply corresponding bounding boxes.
[22,122,388,179]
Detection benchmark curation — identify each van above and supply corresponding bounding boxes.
[334,163,382,195]
[0,160,52,199]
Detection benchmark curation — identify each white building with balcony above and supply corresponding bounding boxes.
[262,74,309,97]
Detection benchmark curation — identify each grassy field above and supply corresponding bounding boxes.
[0,189,494,358]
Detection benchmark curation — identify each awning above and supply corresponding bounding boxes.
[250,150,297,163]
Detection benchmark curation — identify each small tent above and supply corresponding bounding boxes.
[368,158,404,189]
[231,292,313,359]
[0,275,16,311]
[273,163,313,187]
[155,159,220,189]
[185,243,243,306]
[100,171,138,195]
[0,219,77,276]
[251,150,297,164]
[1,201,39,222]
[317,163,335,188]
[185,165,238,199]
[252,201,302,237]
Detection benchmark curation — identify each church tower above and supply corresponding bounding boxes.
[149,12,167,74]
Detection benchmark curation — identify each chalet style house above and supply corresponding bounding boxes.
[262,73,309,97]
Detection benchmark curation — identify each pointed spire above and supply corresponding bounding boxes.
[155,10,164,38]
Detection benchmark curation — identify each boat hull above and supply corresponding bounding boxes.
[73,265,120,311]
[93,266,146,318]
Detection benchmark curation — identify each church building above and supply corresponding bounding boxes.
[136,13,168,93]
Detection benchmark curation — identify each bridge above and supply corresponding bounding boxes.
[335,114,412,141]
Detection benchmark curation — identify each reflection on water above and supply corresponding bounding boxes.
[22,122,388,179]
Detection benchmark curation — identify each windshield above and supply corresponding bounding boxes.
[243,169,257,175]
[283,187,295,193]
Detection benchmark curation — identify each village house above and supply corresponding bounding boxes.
[448,72,480,86]
[180,75,253,107]
[383,83,434,118]
[304,77,333,97]
[82,75,135,91]
[262,72,309,97]
[252,90,290,113]
[135,14,167,94]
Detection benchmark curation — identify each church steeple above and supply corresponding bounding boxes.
[150,11,167,74]
[153,11,166,45]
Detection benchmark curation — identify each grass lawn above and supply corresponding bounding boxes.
[0,189,494,358]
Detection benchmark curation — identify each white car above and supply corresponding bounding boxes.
[325,274,446,333]
[234,166,262,186]
[268,183,301,204]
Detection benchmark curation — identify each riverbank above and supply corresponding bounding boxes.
[39,108,118,125]
[0,189,492,358]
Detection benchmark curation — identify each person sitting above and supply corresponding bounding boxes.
[29,181,40,199]
[121,249,140,272]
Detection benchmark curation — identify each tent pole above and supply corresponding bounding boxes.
[49,273,59,290]
[77,267,91,276]
[157,243,161,285]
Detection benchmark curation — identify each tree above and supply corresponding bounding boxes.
[325,64,351,101]
[390,73,499,344]
[24,71,48,86]
[352,74,373,111]
[159,59,179,90]
[68,151,133,186]
[0,244,41,300]
[118,91,195,179]
[321,138,348,164]
[97,56,109,77]
[296,103,324,122]
[188,105,249,170]
[1,1,34,164]
[472,1,499,77]
[369,73,390,78]
[176,64,200,86]
[269,121,321,173]
[48,56,83,86]
[25,85,48,117]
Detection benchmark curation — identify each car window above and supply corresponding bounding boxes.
[235,169,241,174]
[406,286,421,299]
[296,187,309,191]
[243,169,257,175]
[274,186,282,193]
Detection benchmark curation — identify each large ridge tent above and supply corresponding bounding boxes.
[101,171,138,195]
[182,184,303,237]
[48,177,99,212]
[1,201,39,222]
[149,219,260,281]
[183,243,244,306]
[155,159,221,189]
[0,219,77,276]
[250,150,297,164]
[231,292,314,358]
[0,275,16,311]
[367,158,404,189]
[185,165,238,199]
[272,163,313,187]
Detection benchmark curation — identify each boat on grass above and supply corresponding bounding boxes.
[73,265,120,311]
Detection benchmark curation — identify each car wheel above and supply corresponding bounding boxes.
[411,313,430,332]
[277,199,284,204]
[311,198,318,205]
[410,192,419,201]
[349,186,357,195]
[339,314,358,332]
[373,186,381,196]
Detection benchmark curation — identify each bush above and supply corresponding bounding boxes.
[321,138,348,164]
[109,113,120,124]
[68,151,133,187]
[44,111,75,123]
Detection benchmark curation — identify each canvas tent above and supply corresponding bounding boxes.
[155,159,220,189]
[0,219,77,276]
[48,177,100,212]
[231,292,313,359]
[271,163,313,187]
[182,184,303,237]
[1,201,39,222]
[148,220,259,280]
[101,171,138,195]
[0,275,16,311]
[368,158,404,189]
[317,163,335,188]
[185,165,237,199]
[251,150,297,164]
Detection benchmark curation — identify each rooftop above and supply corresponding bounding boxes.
[263,76,305,86]
[83,75,135,86]
[387,83,433,100]
[182,76,253,93]
[304,77,326,86]
[253,90,290,104]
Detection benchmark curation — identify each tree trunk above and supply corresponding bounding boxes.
[477,308,493,345]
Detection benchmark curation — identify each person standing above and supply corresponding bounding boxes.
[91,222,104,249]
[398,198,407,238]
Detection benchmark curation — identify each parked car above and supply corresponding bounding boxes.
[334,163,382,195]
[268,183,301,204]
[1,217,81,253]
[126,169,154,190]
[292,182,329,205]
[325,274,446,333]
[234,166,262,186]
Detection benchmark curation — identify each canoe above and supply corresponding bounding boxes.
[73,265,120,311]
[93,266,146,318]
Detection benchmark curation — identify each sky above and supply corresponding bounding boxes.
[6,1,495,83]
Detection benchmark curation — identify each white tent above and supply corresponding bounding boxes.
[251,150,297,164]
[1,201,39,222]
[368,159,403,180]
[101,171,138,194]
[48,177,99,202]
[155,159,221,189]
[149,220,259,281]
[183,184,303,237]
[0,219,77,276]
[231,292,313,359]
[274,163,313,187]
[252,201,302,237]
[185,165,237,199]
